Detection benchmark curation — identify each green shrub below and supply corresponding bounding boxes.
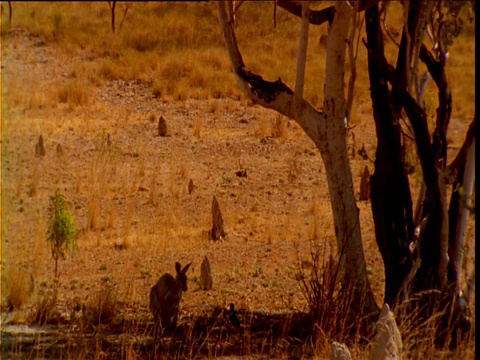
[46,189,77,286]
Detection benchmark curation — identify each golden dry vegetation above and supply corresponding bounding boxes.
[1,2,475,359]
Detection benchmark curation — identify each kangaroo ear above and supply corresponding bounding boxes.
[175,262,181,273]
[182,262,192,274]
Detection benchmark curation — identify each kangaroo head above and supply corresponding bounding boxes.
[175,262,192,292]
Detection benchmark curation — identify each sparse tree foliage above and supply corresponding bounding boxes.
[46,189,77,290]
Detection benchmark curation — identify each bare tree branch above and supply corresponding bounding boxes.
[234,0,245,14]
[218,0,378,317]
[448,117,475,178]
[119,2,133,31]
[365,4,414,305]
[217,1,325,145]
[355,0,381,12]
[294,1,309,100]
[380,3,400,47]
[277,1,334,25]
[345,12,360,124]
[108,1,116,33]
[363,39,438,191]
[8,1,12,24]
[419,44,452,169]
[273,0,277,28]
[228,0,235,26]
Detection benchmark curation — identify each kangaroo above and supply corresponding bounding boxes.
[149,262,191,339]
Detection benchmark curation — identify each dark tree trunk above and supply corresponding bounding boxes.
[365,0,457,299]
[366,38,445,293]
[419,45,452,170]
[8,1,12,24]
[109,1,116,33]
[365,4,414,306]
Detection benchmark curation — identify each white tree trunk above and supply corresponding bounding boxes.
[437,167,452,286]
[331,342,352,360]
[294,1,309,100]
[217,0,378,315]
[323,1,377,313]
[454,138,475,285]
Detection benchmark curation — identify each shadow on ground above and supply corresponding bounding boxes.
[2,306,325,359]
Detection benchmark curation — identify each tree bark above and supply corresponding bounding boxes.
[323,2,378,316]
[277,1,334,25]
[366,43,446,291]
[345,13,360,123]
[294,1,309,100]
[365,4,414,306]
[419,44,452,170]
[446,119,475,281]
[108,1,116,33]
[455,137,474,272]
[217,1,325,143]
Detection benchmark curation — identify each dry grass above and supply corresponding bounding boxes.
[86,276,119,326]
[56,80,91,108]
[394,291,476,359]
[2,2,474,117]
[31,286,58,325]
[3,266,33,311]
[1,1,475,359]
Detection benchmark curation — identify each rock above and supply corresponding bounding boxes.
[210,195,226,240]
[199,256,213,290]
[235,170,247,177]
[357,144,369,160]
[330,342,352,360]
[359,165,370,201]
[56,143,63,157]
[158,116,168,137]
[188,179,195,194]
[368,303,403,360]
[35,134,45,157]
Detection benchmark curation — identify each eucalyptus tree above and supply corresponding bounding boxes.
[364,0,474,346]
[217,0,474,344]
[218,0,379,321]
